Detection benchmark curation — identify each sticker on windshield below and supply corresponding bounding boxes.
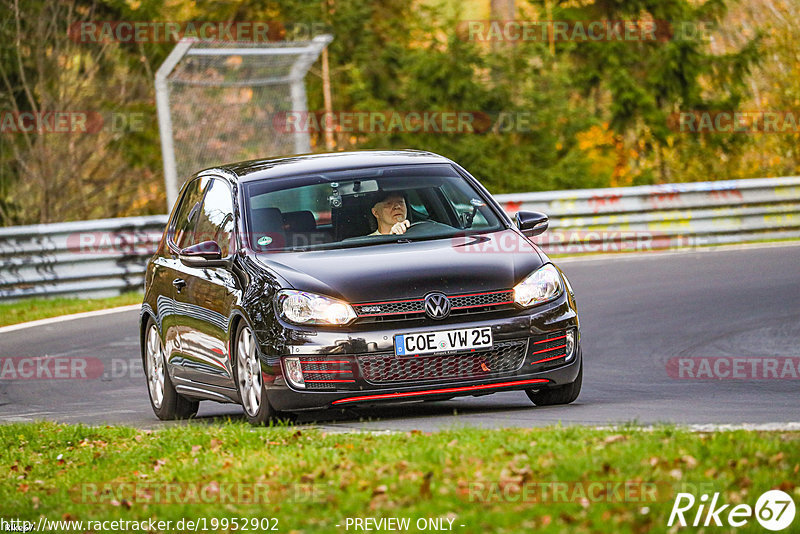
[257,236,273,246]
[470,198,485,207]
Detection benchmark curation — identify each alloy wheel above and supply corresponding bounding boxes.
[145,324,165,409]
[236,326,263,417]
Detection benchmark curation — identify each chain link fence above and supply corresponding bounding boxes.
[156,36,332,208]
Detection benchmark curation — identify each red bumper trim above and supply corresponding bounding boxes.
[331,378,549,405]
[534,334,567,345]
[530,354,566,365]
[531,343,566,355]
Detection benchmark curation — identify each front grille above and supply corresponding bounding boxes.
[528,331,569,370]
[354,299,424,316]
[356,339,528,384]
[451,291,513,309]
[353,290,514,322]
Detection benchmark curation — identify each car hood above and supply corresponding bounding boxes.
[253,229,545,303]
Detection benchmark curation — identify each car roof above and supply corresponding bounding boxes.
[198,150,455,184]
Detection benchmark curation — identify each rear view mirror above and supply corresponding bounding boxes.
[179,240,229,268]
[335,179,379,196]
[515,211,549,237]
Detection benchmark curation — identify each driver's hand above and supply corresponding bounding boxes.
[390,219,411,235]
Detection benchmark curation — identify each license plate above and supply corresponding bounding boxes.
[394,327,493,356]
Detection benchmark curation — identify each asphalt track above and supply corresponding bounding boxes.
[1,243,798,431]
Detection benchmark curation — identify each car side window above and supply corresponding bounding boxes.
[440,182,491,229]
[406,189,429,217]
[192,178,236,257]
[169,177,208,250]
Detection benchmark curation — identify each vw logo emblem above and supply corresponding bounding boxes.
[424,292,451,320]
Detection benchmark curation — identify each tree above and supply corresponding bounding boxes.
[0,0,162,224]
[547,0,760,184]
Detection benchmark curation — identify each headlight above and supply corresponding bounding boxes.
[275,290,357,325]
[513,263,563,307]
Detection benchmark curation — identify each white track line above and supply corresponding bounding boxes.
[313,422,800,434]
[593,422,800,433]
[0,304,140,334]
[684,422,800,432]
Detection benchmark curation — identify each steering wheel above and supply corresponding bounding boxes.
[401,220,445,236]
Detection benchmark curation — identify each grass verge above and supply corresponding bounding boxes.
[0,292,142,327]
[1,422,798,533]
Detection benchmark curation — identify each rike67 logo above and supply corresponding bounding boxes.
[668,490,796,530]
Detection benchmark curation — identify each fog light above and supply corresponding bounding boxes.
[564,330,576,362]
[284,357,305,389]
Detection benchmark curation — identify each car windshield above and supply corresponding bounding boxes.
[242,163,504,252]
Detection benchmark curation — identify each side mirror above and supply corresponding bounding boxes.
[179,241,229,268]
[515,211,549,237]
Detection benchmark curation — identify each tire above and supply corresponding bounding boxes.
[526,359,582,406]
[233,321,282,425]
[143,318,199,420]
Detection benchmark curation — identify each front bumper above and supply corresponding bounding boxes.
[260,292,580,411]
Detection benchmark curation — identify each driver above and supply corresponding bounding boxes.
[369,191,410,235]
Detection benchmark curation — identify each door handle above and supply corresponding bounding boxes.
[172,278,186,292]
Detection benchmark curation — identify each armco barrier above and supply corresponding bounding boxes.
[494,176,800,254]
[0,215,168,301]
[1,177,799,300]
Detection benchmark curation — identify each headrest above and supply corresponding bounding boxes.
[250,207,283,235]
[282,210,316,232]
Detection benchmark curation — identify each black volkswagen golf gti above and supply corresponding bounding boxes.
[140,150,582,424]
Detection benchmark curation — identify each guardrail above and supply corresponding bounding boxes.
[494,176,800,254]
[1,177,798,300]
[0,215,167,301]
